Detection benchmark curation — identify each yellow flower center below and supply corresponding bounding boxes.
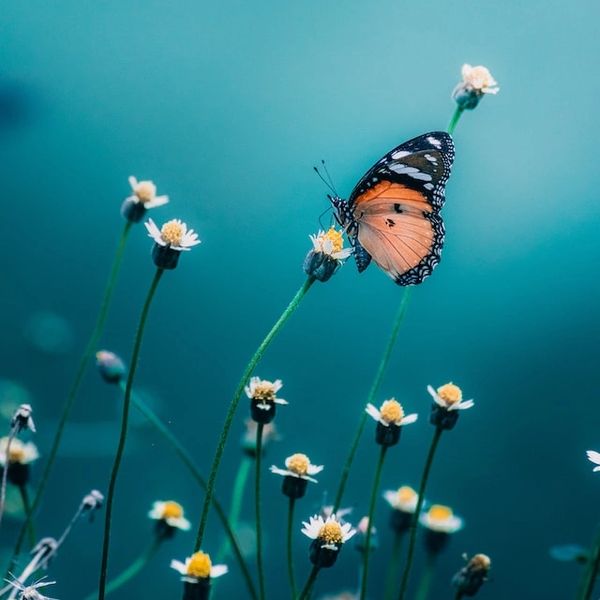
[380,399,404,424]
[161,221,185,246]
[397,486,416,504]
[187,552,212,579]
[428,504,453,522]
[8,446,25,463]
[135,181,156,202]
[287,453,310,476]
[161,501,183,520]
[252,382,277,402]
[324,228,344,253]
[437,383,462,405]
[318,522,343,545]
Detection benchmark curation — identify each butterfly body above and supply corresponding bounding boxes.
[330,132,455,286]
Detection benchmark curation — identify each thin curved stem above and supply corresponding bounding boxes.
[125,385,257,600]
[447,107,464,136]
[415,556,435,600]
[397,427,443,600]
[384,531,405,600]
[97,267,164,600]
[581,527,600,600]
[17,485,35,549]
[255,423,266,600]
[193,278,314,551]
[7,222,132,571]
[359,445,387,600]
[84,535,163,600]
[216,456,252,563]
[287,497,297,599]
[333,288,412,512]
[298,565,319,600]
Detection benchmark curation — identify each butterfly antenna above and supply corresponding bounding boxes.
[320,159,339,197]
[318,205,333,230]
[313,164,337,196]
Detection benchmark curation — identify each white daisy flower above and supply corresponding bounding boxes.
[170,552,228,583]
[270,453,323,483]
[427,383,474,411]
[148,501,191,531]
[586,450,600,472]
[0,438,39,466]
[365,399,418,427]
[460,64,499,95]
[383,485,419,513]
[309,228,353,261]
[145,218,201,251]
[420,504,464,534]
[127,176,169,209]
[244,377,287,411]
[301,514,356,551]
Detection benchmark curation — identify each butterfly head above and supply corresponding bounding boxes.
[328,194,354,230]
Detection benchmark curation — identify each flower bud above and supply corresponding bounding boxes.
[96,351,126,384]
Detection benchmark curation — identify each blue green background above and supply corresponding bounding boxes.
[1,1,599,598]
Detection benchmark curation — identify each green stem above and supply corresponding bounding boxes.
[17,485,35,548]
[415,556,435,600]
[359,445,388,600]
[333,289,412,512]
[216,456,252,563]
[581,527,600,600]
[124,385,257,600]
[298,565,319,600]
[397,427,443,600]
[384,531,405,600]
[447,106,464,135]
[7,222,132,572]
[193,278,314,551]
[84,535,163,600]
[287,497,297,599]
[255,423,266,600]
[98,267,164,600]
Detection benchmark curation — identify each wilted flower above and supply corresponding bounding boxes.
[81,489,104,516]
[586,450,600,471]
[0,437,39,486]
[270,453,323,499]
[245,377,287,424]
[420,504,464,555]
[145,218,200,269]
[303,228,352,282]
[31,537,59,567]
[149,500,191,537]
[354,516,378,554]
[452,553,491,597]
[452,64,499,110]
[4,576,57,600]
[11,404,35,434]
[241,420,279,457]
[365,399,418,446]
[321,505,353,522]
[383,486,418,534]
[171,552,227,599]
[121,176,169,223]
[302,513,356,568]
[427,383,473,430]
[96,351,126,384]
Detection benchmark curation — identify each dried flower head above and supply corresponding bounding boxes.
[452,64,499,110]
[95,351,126,384]
[4,576,57,600]
[82,489,104,514]
[11,404,35,434]
[170,552,228,583]
[303,228,352,282]
[452,553,491,597]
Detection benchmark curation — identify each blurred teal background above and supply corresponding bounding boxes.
[1,1,599,598]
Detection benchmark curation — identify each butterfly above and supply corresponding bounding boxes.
[330,132,455,286]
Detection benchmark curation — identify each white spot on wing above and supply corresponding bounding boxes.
[389,164,433,181]
[391,150,410,159]
[427,136,442,149]
[424,183,434,190]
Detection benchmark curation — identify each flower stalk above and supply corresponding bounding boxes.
[97,267,164,600]
[397,426,443,600]
[287,497,297,599]
[255,423,266,600]
[193,278,314,551]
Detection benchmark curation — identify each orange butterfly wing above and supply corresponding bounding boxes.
[353,181,444,285]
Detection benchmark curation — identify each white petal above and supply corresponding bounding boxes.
[270,466,292,478]
[307,464,324,476]
[170,559,188,575]
[211,564,228,578]
[593,466,600,472]
[401,413,418,426]
[274,398,288,405]
[588,451,600,464]
[456,400,475,410]
[128,176,138,189]
[365,403,381,422]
